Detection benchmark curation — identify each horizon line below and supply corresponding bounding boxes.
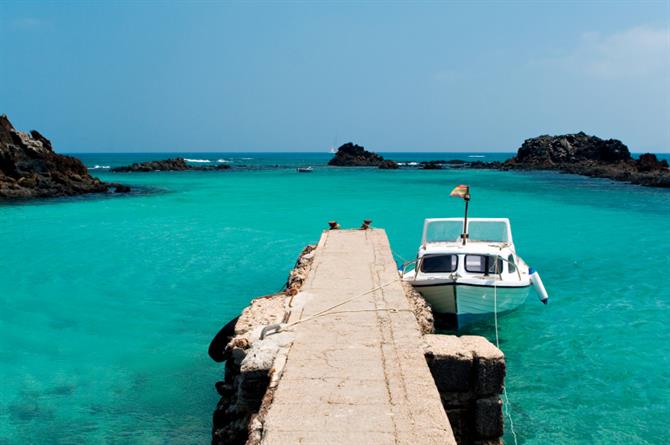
[60,150,670,155]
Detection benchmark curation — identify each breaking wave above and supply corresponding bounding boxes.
[184,159,211,163]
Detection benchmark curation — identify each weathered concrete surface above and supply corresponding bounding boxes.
[424,334,505,444]
[260,229,455,444]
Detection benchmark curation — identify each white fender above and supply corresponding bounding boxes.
[529,269,548,304]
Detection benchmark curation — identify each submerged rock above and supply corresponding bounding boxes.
[327,142,385,166]
[111,157,231,172]
[0,114,128,199]
[421,160,444,170]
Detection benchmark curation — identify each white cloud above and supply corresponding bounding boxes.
[542,25,670,80]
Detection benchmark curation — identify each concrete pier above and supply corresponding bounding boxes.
[210,228,506,445]
[262,229,455,444]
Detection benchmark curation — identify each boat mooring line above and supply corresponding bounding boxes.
[494,280,519,445]
[263,278,402,337]
[391,249,412,265]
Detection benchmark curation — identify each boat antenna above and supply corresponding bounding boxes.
[449,184,470,245]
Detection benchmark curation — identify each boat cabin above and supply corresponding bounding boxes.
[419,252,518,277]
[411,218,523,279]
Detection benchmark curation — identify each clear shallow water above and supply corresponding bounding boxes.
[1,152,669,444]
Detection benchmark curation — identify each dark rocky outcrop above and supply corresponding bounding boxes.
[421,161,444,170]
[637,153,669,172]
[506,132,670,187]
[0,114,129,199]
[328,143,385,166]
[111,157,231,172]
[378,159,399,169]
[510,132,632,167]
[111,157,190,172]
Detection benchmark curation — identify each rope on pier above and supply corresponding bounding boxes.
[285,278,403,330]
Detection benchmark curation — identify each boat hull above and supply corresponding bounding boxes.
[413,281,530,316]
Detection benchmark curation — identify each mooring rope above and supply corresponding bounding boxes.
[391,249,411,264]
[493,278,519,445]
[283,278,401,330]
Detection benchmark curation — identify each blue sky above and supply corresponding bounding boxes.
[1,1,669,153]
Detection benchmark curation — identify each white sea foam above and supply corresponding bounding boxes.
[408,162,419,166]
[88,165,110,170]
[241,157,253,160]
[184,158,211,163]
[468,155,485,158]
[217,159,230,163]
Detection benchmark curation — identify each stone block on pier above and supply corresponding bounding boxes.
[424,334,474,394]
[461,336,505,396]
[474,396,504,439]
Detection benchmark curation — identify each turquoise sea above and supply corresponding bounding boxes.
[1,152,669,444]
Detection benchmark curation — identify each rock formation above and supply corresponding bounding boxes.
[421,160,444,170]
[111,157,231,172]
[327,143,385,166]
[511,132,631,166]
[0,114,129,199]
[378,159,399,169]
[506,132,670,187]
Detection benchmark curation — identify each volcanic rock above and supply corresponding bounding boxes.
[328,143,385,166]
[378,159,399,169]
[0,114,128,199]
[111,158,231,172]
[506,132,670,187]
[421,161,443,170]
[510,132,631,167]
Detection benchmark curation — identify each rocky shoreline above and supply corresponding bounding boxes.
[209,244,317,445]
[111,157,231,172]
[501,132,670,187]
[328,135,670,187]
[3,117,667,200]
[0,115,129,199]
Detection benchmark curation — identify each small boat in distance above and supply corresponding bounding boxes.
[297,166,313,173]
[401,186,548,325]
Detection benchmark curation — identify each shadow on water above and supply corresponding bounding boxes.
[434,312,512,343]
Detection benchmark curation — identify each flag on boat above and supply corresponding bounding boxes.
[449,184,470,199]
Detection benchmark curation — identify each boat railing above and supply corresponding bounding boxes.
[401,259,419,277]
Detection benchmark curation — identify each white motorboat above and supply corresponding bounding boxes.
[296,166,313,173]
[401,186,548,324]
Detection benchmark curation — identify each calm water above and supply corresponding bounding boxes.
[1,152,669,444]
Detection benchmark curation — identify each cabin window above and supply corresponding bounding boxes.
[464,255,503,274]
[421,254,458,273]
[508,255,516,273]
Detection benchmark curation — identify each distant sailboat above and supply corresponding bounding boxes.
[329,135,339,153]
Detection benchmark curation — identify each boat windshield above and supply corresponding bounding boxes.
[423,219,511,243]
[425,220,463,243]
[468,221,509,242]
